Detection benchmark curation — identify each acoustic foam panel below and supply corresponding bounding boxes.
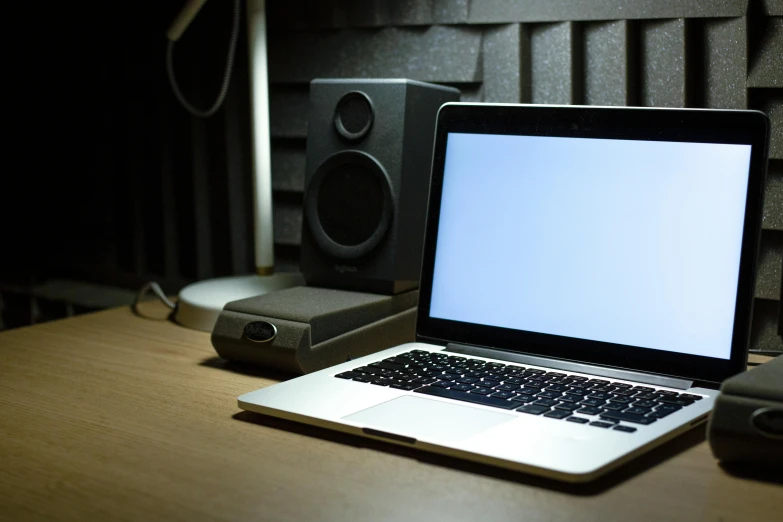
[641,19,687,107]
[531,22,579,104]
[468,0,748,24]
[482,24,528,103]
[584,20,633,106]
[704,17,748,109]
[763,162,783,230]
[747,17,782,88]
[267,26,483,84]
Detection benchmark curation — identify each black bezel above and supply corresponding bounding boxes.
[416,103,769,385]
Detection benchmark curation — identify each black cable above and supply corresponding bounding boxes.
[166,0,241,118]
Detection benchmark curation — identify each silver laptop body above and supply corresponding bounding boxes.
[239,104,769,482]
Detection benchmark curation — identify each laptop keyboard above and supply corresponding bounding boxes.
[335,349,705,434]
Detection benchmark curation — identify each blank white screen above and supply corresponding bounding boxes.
[429,133,752,360]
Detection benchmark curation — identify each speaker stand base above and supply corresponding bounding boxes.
[175,273,305,332]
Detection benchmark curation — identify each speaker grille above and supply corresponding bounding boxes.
[318,163,384,246]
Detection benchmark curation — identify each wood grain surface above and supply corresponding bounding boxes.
[0,306,780,522]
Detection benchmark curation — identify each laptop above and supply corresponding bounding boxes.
[238,104,769,482]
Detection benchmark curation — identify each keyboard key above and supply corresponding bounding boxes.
[586,392,612,400]
[558,395,578,403]
[588,385,614,393]
[655,404,682,412]
[679,393,703,401]
[533,398,559,407]
[566,416,590,424]
[536,390,562,399]
[657,390,679,397]
[517,404,551,415]
[613,425,637,433]
[457,377,480,384]
[633,392,659,400]
[576,406,602,415]
[632,400,657,409]
[352,376,372,383]
[494,383,520,392]
[554,402,580,411]
[632,386,653,392]
[522,385,544,394]
[371,361,405,371]
[544,409,571,420]
[612,389,636,397]
[481,380,501,389]
[564,389,589,397]
[569,375,589,382]
[336,371,361,379]
[415,386,522,410]
[412,377,437,385]
[430,380,452,388]
[602,402,625,411]
[515,394,535,403]
[390,383,419,391]
[599,411,657,425]
[450,383,474,392]
[589,421,614,429]
[490,390,518,399]
[503,377,525,385]
[470,387,493,395]
[579,398,606,407]
[624,407,651,416]
[658,397,695,407]
[608,396,633,405]
[612,383,633,389]
[588,379,609,385]
[371,378,392,386]
[544,384,568,392]
[647,410,675,419]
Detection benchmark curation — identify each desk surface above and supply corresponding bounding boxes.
[0,306,780,522]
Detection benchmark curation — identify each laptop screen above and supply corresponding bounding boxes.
[429,133,752,361]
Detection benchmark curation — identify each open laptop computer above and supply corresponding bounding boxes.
[238,104,769,482]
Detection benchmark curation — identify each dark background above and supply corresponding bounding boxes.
[1,0,781,354]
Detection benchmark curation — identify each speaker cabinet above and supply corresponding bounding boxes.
[302,79,460,294]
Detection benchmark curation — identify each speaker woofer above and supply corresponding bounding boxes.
[334,91,374,141]
[305,150,393,260]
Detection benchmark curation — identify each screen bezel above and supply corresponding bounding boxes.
[416,104,769,385]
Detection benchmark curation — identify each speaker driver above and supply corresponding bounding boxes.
[334,91,374,141]
[305,150,393,260]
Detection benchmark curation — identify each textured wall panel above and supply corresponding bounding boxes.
[482,24,528,103]
[703,17,748,109]
[747,17,782,88]
[763,161,783,230]
[641,19,688,107]
[269,87,310,139]
[268,26,483,84]
[390,0,434,25]
[764,0,783,15]
[469,1,748,24]
[756,232,783,300]
[531,22,580,104]
[750,299,783,353]
[761,95,783,159]
[584,21,633,106]
[271,143,307,193]
[434,0,470,24]
[273,201,303,246]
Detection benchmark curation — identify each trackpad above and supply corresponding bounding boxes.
[342,395,515,443]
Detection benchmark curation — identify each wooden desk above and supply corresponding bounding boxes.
[0,307,780,522]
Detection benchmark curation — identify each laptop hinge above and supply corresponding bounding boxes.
[445,343,694,390]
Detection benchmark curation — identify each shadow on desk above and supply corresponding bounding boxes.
[200,356,297,382]
[232,409,707,496]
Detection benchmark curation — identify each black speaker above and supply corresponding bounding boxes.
[301,79,460,294]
